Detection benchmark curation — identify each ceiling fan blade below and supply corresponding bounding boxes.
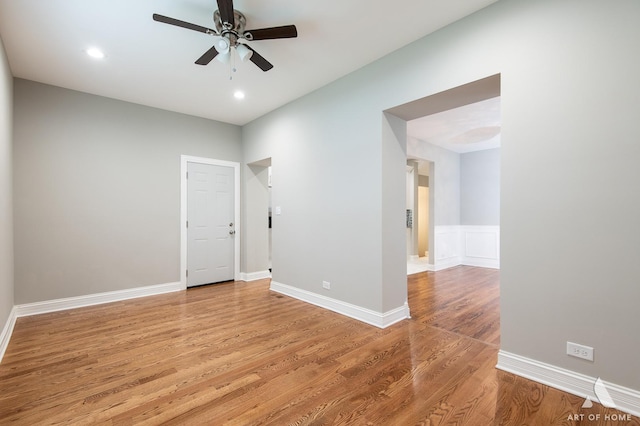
[153,14,216,35]
[246,46,273,72]
[217,0,235,27]
[245,25,298,40]
[195,45,219,65]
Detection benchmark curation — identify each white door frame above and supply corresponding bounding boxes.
[180,155,240,289]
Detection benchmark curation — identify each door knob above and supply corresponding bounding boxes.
[229,230,235,235]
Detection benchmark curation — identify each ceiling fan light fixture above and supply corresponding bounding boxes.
[214,37,230,54]
[236,44,253,62]
[216,50,231,64]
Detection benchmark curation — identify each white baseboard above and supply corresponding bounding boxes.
[15,281,183,318]
[407,262,434,275]
[461,257,500,269]
[433,258,462,271]
[0,306,17,363]
[239,270,271,282]
[270,281,410,328]
[409,259,461,272]
[497,350,640,418]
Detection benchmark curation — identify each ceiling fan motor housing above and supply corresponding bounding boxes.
[214,10,248,45]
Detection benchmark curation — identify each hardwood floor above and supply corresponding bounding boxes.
[1,266,637,425]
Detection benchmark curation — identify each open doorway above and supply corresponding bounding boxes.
[268,165,272,273]
[243,158,272,281]
[407,160,434,274]
[387,74,501,275]
[417,166,430,260]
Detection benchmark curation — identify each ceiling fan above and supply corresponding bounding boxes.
[153,0,298,72]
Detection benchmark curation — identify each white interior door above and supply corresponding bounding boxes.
[187,162,235,287]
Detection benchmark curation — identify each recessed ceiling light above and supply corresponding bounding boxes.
[86,48,105,59]
[234,91,245,100]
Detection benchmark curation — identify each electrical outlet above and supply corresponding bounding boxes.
[322,281,331,290]
[567,342,594,361]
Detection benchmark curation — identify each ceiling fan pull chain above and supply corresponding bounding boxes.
[232,48,237,74]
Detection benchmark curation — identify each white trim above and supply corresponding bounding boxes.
[497,350,640,418]
[382,303,412,327]
[460,225,500,269]
[406,258,462,274]
[270,281,410,328]
[431,225,500,270]
[433,225,461,270]
[433,259,461,271]
[14,282,182,318]
[0,306,18,363]
[239,270,272,282]
[181,155,241,288]
[407,260,434,275]
[461,257,499,269]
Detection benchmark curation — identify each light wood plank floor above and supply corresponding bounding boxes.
[1,266,637,425]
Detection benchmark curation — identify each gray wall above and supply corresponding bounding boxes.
[13,79,242,303]
[407,137,461,226]
[461,148,500,225]
[0,36,13,330]
[242,78,393,312]
[242,0,640,391]
[497,0,640,390]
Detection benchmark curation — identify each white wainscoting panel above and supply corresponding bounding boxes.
[461,226,500,269]
[432,225,500,271]
[433,226,461,271]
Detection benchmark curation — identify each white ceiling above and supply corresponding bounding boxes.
[0,0,497,126]
[407,96,501,154]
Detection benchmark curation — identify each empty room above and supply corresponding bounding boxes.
[1,0,639,424]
